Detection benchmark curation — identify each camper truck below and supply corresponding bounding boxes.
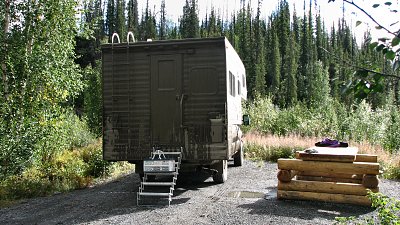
[102,35,247,183]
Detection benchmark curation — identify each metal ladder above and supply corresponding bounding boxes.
[137,149,182,206]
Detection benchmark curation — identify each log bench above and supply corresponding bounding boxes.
[277,147,379,206]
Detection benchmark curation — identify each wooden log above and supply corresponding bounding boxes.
[278,159,380,175]
[277,170,298,182]
[362,174,379,188]
[277,190,371,206]
[278,180,379,196]
[297,171,363,180]
[296,147,358,162]
[296,175,362,184]
[355,154,378,163]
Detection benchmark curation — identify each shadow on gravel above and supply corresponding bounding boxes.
[0,169,224,225]
[0,172,152,225]
[238,186,374,221]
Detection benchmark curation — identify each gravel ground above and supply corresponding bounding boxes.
[0,160,399,225]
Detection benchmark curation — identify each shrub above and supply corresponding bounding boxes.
[335,191,400,224]
[79,142,111,178]
[383,106,400,154]
[0,140,128,202]
[245,142,295,162]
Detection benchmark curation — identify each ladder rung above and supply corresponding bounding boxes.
[141,182,175,186]
[144,172,178,176]
[138,192,172,197]
[161,152,182,155]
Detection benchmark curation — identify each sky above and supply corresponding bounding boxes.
[136,0,400,44]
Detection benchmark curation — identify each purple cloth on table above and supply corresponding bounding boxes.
[315,138,348,147]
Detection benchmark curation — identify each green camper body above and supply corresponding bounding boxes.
[102,37,247,177]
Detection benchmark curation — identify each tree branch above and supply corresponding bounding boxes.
[321,47,400,79]
[343,0,399,37]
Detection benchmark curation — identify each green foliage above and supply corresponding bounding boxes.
[383,105,400,153]
[180,0,200,38]
[308,61,331,107]
[79,143,111,177]
[383,164,400,180]
[369,191,400,224]
[83,64,102,136]
[244,95,400,154]
[0,0,84,179]
[335,191,400,224]
[245,142,295,162]
[0,140,131,202]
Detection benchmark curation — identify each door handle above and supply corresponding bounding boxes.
[180,94,187,128]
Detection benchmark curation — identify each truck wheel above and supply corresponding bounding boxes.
[212,160,228,183]
[233,142,244,167]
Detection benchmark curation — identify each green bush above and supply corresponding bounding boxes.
[79,142,111,177]
[0,140,120,202]
[245,142,295,162]
[83,64,102,137]
[383,105,400,154]
[335,191,400,224]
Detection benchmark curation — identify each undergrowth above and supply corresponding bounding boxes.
[0,140,133,206]
[335,191,400,224]
[245,142,296,162]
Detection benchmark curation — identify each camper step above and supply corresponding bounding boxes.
[141,182,175,186]
[138,192,172,197]
[145,172,178,176]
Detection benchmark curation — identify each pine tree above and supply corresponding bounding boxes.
[270,30,281,103]
[292,5,300,44]
[308,61,330,107]
[106,0,115,42]
[297,1,310,102]
[315,9,323,62]
[158,0,167,40]
[115,0,126,38]
[127,0,139,35]
[283,33,298,106]
[139,0,156,40]
[180,0,200,38]
[253,0,266,96]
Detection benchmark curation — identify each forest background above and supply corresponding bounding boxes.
[0,0,400,201]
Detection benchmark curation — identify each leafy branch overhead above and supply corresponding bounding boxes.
[329,0,400,99]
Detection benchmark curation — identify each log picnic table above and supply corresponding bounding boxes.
[277,147,380,206]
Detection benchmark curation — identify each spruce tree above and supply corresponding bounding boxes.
[270,31,281,104]
[309,61,330,107]
[298,1,310,102]
[159,0,167,39]
[180,0,200,38]
[115,0,126,38]
[283,33,298,106]
[253,0,266,96]
[106,0,115,42]
[127,0,139,35]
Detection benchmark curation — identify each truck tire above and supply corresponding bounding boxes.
[233,142,244,167]
[212,160,228,183]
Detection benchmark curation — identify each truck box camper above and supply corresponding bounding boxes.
[102,35,247,183]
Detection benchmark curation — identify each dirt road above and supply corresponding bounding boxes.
[1,160,399,225]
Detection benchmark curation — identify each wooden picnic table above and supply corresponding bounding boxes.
[277,146,380,206]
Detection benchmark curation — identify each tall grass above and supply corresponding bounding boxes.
[243,95,400,179]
